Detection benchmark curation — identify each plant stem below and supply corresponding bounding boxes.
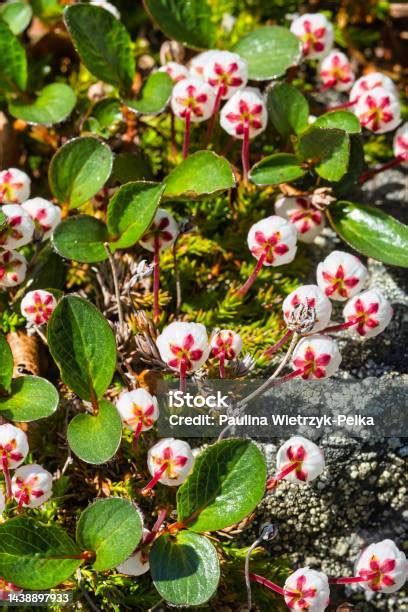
[206,87,223,143]
[133,420,143,448]
[244,525,277,610]
[141,462,168,495]
[104,243,124,333]
[182,110,191,159]
[170,112,176,157]
[329,575,367,585]
[242,121,250,184]
[328,99,356,111]
[249,573,295,597]
[359,156,404,184]
[172,234,182,315]
[179,359,188,393]
[33,324,48,345]
[321,320,356,333]
[264,329,293,358]
[266,460,299,490]
[153,236,160,324]
[1,452,12,500]
[219,352,226,379]
[237,251,266,297]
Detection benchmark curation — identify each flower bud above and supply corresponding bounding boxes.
[116,388,159,433]
[292,335,342,380]
[189,51,217,79]
[0,488,4,515]
[146,438,194,487]
[290,13,334,59]
[349,72,397,105]
[247,215,297,267]
[0,424,29,469]
[171,77,216,122]
[393,122,408,165]
[116,528,151,576]
[21,198,61,240]
[0,205,34,249]
[158,61,189,83]
[275,196,325,243]
[276,436,325,484]
[90,0,120,19]
[11,464,53,508]
[284,567,330,611]
[220,87,267,139]
[210,329,243,360]
[343,288,393,339]
[316,250,368,301]
[139,208,178,253]
[354,539,408,593]
[0,249,27,287]
[0,579,22,602]
[319,50,354,92]
[283,285,332,333]
[203,51,248,99]
[354,88,401,133]
[21,290,57,325]
[0,168,30,204]
[156,322,210,375]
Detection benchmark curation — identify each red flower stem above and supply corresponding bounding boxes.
[237,251,266,297]
[182,110,191,159]
[266,461,299,490]
[1,452,12,500]
[328,99,357,111]
[206,87,223,143]
[249,573,296,597]
[359,155,404,184]
[329,575,367,585]
[153,235,160,323]
[141,462,169,495]
[150,508,168,537]
[133,420,144,448]
[242,121,250,184]
[219,353,226,379]
[264,329,294,358]
[179,359,188,393]
[321,320,357,334]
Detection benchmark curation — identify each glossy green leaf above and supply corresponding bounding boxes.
[177,439,266,532]
[313,110,361,134]
[0,376,59,422]
[249,153,306,186]
[64,4,135,93]
[144,0,216,49]
[76,498,143,570]
[233,26,301,80]
[0,1,32,34]
[47,296,117,400]
[52,215,109,263]
[163,151,235,200]
[67,400,122,464]
[25,247,67,291]
[150,531,220,606]
[0,19,27,92]
[109,152,153,185]
[297,127,350,182]
[107,181,164,249]
[0,517,81,589]
[83,97,122,138]
[125,72,172,115]
[9,83,76,126]
[333,135,364,197]
[328,200,408,267]
[267,82,309,138]
[49,136,113,208]
[0,332,13,393]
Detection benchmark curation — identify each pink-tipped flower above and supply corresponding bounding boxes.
[342,288,393,339]
[290,13,334,60]
[0,249,27,288]
[0,205,34,249]
[204,51,248,100]
[0,488,4,515]
[143,438,194,493]
[291,334,342,380]
[354,540,408,593]
[156,322,210,390]
[21,198,61,240]
[393,122,408,165]
[210,329,243,378]
[20,290,57,326]
[349,72,397,106]
[116,388,159,445]
[354,88,401,134]
[0,424,29,500]
[316,251,368,301]
[0,578,22,602]
[283,285,332,334]
[0,168,30,204]
[273,436,325,487]
[90,0,120,19]
[116,529,151,576]
[159,62,189,83]
[319,50,355,92]
[284,568,330,611]
[189,51,217,79]
[11,464,53,509]
[275,196,325,244]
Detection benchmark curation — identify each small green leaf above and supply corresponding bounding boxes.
[31,0,62,21]
[52,215,109,263]
[0,1,32,34]
[267,82,309,138]
[249,153,306,186]
[0,376,59,422]
[144,0,216,49]
[150,531,220,606]
[328,201,408,267]
[163,151,235,200]
[47,296,116,400]
[0,332,13,393]
[333,135,364,197]
[0,516,81,589]
[64,4,135,94]
[177,439,266,532]
[0,19,27,92]
[76,498,143,570]
[83,97,123,138]
[313,110,361,134]
[49,136,113,208]
[109,152,153,185]
[107,181,164,250]
[9,83,76,126]
[67,400,122,464]
[125,72,173,115]
[297,127,350,182]
[233,26,301,80]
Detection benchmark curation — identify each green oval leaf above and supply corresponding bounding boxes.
[297,127,350,182]
[144,0,216,49]
[109,152,153,185]
[233,26,301,80]
[64,4,135,94]
[313,110,361,134]
[47,296,117,401]
[267,82,309,138]
[83,97,123,138]
[177,439,266,532]
[328,200,408,268]
[0,19,27,92]
[76,498,143,570]
[0,376,59,422]
[125,72,173,115]
[249,153,306,186]
[0,516,81,590]
[107,181,165,250]
[52,215,109,263]
[150,531,220,606]
[333,135,364,197]
[9,83,76,126]
[0,1,32,34]
[67,399,122,464]
[0,332,13,393]
[163,151,235,200]
[49,136,113,208]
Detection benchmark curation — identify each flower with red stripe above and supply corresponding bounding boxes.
[11,464,53,509]
[317,251,367,301]
[0,425,29,470]
[171,77,215,122]
[290,13,334,60]
[342,288,393,339]
[21,197,61,240]
[159,62,189,83]
[0,578,22,602]
[0,168,30,204]
[248,216,298,267]
[283,285,332,334]
[116,388,159,444]
[275,196,325,244]
[220,87,267,139]
[144,438,194,493]
[354,540,408,593]
[0,204,34,249]
[139,209,178,253]
[284,568,330,611]
[275,436,325,486]
[319,50,355,92]
[393,122,408,166]
[0,249,27,288]
[291,335,342,380]
[355,87,401,134]
[210,329,243,378]
[21,290,57,326]
[349,72,397,106]
[204,51,247,100]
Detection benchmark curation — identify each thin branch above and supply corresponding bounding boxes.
[245,524,278,610]
[104,243,124,332]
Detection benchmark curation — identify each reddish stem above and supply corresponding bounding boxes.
[264,329,294,358]
[249,573,296,598]
[237,251,267,297]
[359,156,404,184]
[329,575,368,585]
[206,86,223,143]
[321,320,357,334]
[1,452,12,500]
[328,99,357,111]
[219,352,226,379]
[141,462,169,495]
[179,358,188,393]
[242,121,250,184]
[149,508,168,539]
[153,235,160,323]
[133,419,144,448]
[182,110,191,159]
[266,461,298,490]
